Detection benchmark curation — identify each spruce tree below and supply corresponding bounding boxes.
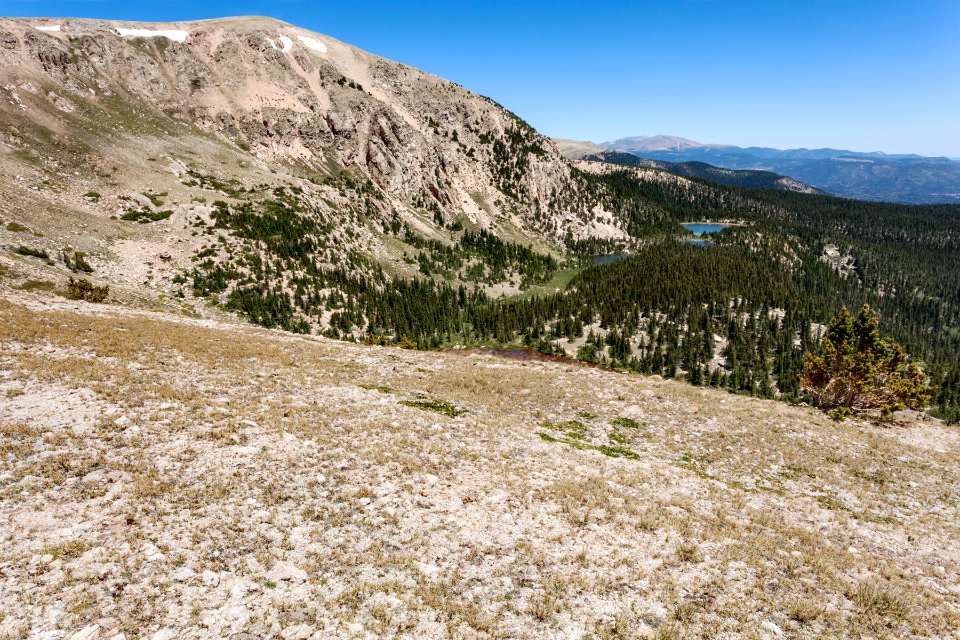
[800,305,932,420]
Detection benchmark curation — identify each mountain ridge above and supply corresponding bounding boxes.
[580,150,824,194]
[583,135,960,203]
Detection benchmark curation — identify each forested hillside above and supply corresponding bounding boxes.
[0,18,956,422]
[582,150,822,194]
[173,158,960,422]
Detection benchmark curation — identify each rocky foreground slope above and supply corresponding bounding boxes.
[1,291,958,639]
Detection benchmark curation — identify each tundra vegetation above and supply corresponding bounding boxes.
[0,297,957,638]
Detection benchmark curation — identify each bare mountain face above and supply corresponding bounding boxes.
[0,16,633,323]
[0,16,576,226]
[552,137,607,160]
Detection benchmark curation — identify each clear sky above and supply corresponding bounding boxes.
[6,0,960,156]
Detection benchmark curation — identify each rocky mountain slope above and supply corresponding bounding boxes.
[0,15,576,233]
[0,16,636,326]
[1,292,959,639]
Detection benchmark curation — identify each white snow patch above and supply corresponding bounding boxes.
[115,28,189,43]
[297,35,327,53]
[33,25,61,32]
[278,36,293,53]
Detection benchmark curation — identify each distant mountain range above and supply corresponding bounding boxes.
[559,135,960,204]
[580,150,824,194]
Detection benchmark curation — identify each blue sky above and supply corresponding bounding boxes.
[7,0,960,156]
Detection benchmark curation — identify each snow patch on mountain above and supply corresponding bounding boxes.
[33,25,61,32]
[297,35,327,53]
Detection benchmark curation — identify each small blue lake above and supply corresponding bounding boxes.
[593,254,634,266]
[682,223,731,235]
[684,239,712,247]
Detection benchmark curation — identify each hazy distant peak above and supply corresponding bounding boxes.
[552,138,607,160]
[603,135,727,152]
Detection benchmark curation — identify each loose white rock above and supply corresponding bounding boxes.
[68,626,101,640]
[270,562,308,583]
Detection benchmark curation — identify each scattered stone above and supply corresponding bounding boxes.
[142,542,165,562]
[171,566,195,582]
[280,624,313,640]
[890,409,922,423]
[68,627,101,640]
[270,562,308,583]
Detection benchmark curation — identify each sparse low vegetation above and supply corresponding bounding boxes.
[0,297,957,638]
[121,208,173,223]
[13,245,49,259]
[16,279,56,292]
[398,398,466,417]
[6,221,31,233]
[65,277,109,302]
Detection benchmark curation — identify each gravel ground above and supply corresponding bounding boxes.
[1,294,958,639]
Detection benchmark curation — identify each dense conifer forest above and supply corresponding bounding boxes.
[179,166,960,423]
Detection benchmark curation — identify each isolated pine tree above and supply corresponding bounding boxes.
[800,305,932,420]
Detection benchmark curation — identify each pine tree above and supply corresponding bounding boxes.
[800,305,932,420]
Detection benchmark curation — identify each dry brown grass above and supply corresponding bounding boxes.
[1,295,959,639]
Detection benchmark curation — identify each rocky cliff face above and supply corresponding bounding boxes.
[0,16,600,244]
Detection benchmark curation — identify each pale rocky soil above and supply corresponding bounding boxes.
[1,292,958,640]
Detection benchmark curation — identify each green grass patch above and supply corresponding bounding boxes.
[539,416,641,459]
[42,540,92,561]
[608,430,630,445]
[360,384,393,394]
[399,399,466,417]
[16,279,56,292]
[145,192,167,207]
[6,221,31,233]
[596,444,640,459]
[509,265,581,300]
